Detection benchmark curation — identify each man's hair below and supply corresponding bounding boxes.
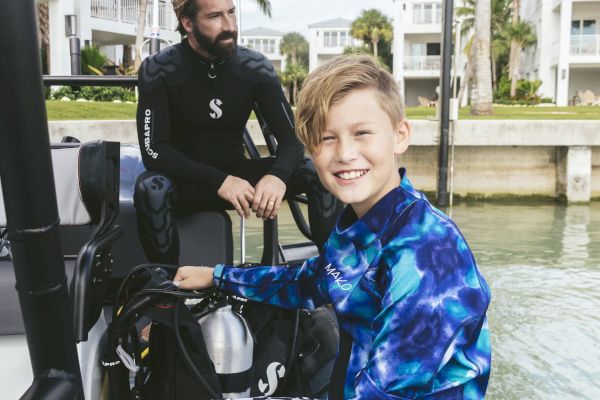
[295,55,405,154]
[172,0,199,35]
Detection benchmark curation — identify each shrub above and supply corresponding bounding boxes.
[49,86,135,102]
[79,86,135,102]
[51,86,77,100]
[493,75,543,105]
[81,45,107,75]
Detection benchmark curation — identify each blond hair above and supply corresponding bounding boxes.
[295,55,405,154]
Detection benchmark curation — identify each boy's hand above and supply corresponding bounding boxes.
[174,266,215,290]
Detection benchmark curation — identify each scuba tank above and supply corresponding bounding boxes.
[197,304,254,398]
[195,216,254,398]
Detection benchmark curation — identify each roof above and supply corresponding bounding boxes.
[308,18,352,28]
[241,26,285,36]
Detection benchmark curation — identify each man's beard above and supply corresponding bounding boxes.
[191,22,237,59]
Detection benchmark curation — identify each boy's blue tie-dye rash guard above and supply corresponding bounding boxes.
[213,170,491,399]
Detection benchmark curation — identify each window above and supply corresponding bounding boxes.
[413,2,442,24]
[424,4,432,23]
[427,42,441,56]
[340,31,348,47]
[324,30,347,47]
[571,19,598,35]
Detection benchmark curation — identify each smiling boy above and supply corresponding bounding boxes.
[175,55,491,399]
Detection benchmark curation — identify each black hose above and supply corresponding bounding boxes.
[113,264,180,321]
[173,300,223,400]
[280,309,300,393]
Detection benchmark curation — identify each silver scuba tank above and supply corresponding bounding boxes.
[198,304,254,398]
[197,217,253,398]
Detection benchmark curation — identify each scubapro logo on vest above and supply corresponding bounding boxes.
[209,98,223,119]
[258,361,286,396]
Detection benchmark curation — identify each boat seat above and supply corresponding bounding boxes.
[0,141,122,341]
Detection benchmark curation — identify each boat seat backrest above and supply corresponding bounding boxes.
[0,141,117,228]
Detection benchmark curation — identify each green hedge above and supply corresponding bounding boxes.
[48,86,136,102]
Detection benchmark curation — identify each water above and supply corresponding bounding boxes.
[230,201,600,399]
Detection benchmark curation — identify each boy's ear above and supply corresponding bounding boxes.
[393,119,411,155]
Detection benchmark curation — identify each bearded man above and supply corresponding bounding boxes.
[134,0,342,264]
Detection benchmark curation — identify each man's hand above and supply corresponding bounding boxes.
[217,175,255,218]
[174,266,214,290]
[252,174,286,220]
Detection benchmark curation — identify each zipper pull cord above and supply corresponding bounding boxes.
[208,62,217,79]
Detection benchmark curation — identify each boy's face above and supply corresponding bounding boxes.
[312,88,410,218]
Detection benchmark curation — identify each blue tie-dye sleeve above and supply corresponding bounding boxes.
[352,217,491,399]
[212,256,330,309]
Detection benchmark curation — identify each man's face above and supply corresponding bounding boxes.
[311,88,411,218]
[186,0,238,58]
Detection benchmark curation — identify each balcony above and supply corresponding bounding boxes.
[91,0,175,30]
[571,34,600,57]
[404,55,441,71]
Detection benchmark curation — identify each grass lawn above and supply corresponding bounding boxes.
[46,100,600,121]
[407,105,600,120]
[46,100,137,120]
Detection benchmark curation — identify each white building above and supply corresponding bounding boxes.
[392,0,466,106]
[308,18,362,72]
[520,0,600,105]
[240,27,287,71]
[47,0,180,75]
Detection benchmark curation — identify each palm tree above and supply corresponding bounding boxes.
[350,9,393,59]
[471,0,493,115]
[456,0,511,89]
[280,63,307,104]
[253,0,272,17]
[280,32,308,66]
[505,20,537,97]
[280,32,308,104]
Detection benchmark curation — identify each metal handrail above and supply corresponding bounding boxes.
[43,75,137,86]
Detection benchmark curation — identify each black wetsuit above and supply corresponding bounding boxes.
[134,40,342,264]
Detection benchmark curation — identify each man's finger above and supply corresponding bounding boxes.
[257,194,271,218]
[269,197,283,219]
[252,191,264,212]
[231,199,244,219]
[239,195,251,218]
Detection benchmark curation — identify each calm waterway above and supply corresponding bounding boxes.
[231,201,600,400]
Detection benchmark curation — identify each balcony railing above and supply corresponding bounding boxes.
[404,55,441,71]
[91,0,175,30]
[570,34,600,57]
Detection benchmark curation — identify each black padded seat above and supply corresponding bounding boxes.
[0,141,121,341]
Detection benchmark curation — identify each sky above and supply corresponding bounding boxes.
[237,0,396,37]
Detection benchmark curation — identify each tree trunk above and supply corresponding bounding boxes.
[471,0,493,115]
[509,0,521,97]
[293,79,298,106]
[373,39,379,58]
[509,40,519,97]
[37,0,50,74]
[458,44,476,106]
[134,0,150,71]
[491,47,497,90]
